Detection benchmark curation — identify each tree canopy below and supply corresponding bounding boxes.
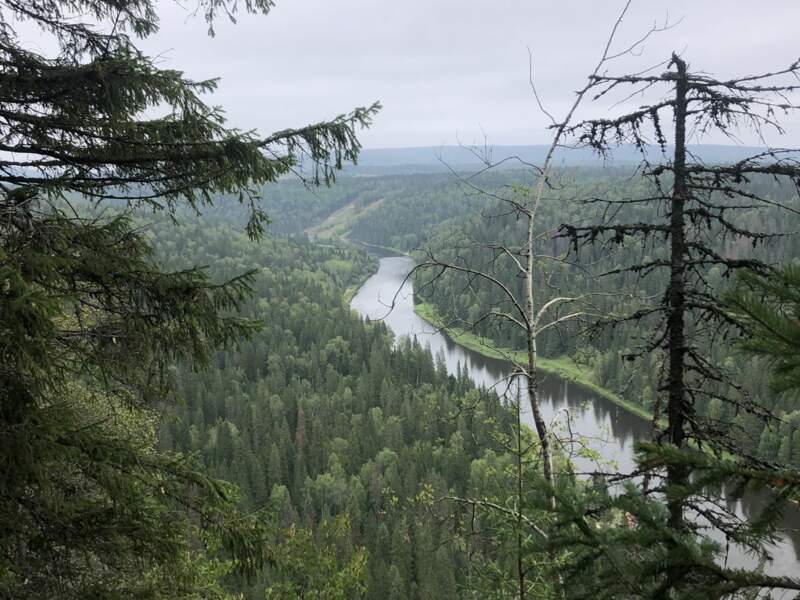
[0,1,378,597]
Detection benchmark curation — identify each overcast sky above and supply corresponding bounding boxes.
[30,1,800,148]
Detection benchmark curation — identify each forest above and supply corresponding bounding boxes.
[253,168,800,472]
[153,219,521,598]
[139,159,800,598]
[4,1,800,599]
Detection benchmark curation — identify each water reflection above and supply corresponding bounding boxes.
[351,255,800,577]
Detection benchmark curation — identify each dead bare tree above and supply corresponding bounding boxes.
[403,2,673,596]
[419,0,670,497]
[555,52,800,597]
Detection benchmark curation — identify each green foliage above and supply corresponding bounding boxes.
[324,167,800,469]
[0,208,269,598]
[292,165,800,595]
[0,0,377,597]
[726,266,800,394]
[0,1,378,237]
[153,221,518,598]
[547,443,800,599]
[264,517,367,600]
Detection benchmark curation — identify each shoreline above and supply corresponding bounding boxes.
[342,257,381,306]
[413,301,653,422]
[344,237,410,258]
[344,244,652,423]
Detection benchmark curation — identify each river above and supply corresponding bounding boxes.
[351,254,800,581]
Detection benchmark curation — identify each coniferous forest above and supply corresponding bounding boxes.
[4,1,800,599]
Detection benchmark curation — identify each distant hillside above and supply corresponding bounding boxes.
[348,144,773,174]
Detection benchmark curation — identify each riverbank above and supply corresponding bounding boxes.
[343,243,653,423]
[344,237,410,258]
[341,238,412,305]
[414,302,652,422]
[343,258,381,306]
[344,277,372,306]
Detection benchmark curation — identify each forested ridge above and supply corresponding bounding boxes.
[6,0,800,597]
[151,219,528,598]
[160,157,800,596]
[414,173,800,468]
[295,168,800,469]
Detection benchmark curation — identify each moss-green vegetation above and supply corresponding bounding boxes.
[306,197,384,239]
[156,223,518,599]
[345,237,410,258]
[414,302,653,421]
[342,260,380,305]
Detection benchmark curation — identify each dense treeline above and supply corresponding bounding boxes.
[195,172,485,251]
[8,0,800,593]
[344,174,491,251]
[325,169,800,469]
[0,0,384,592]
[150,220,526,598]
[210,171,506,247]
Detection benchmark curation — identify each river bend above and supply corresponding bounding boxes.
[351,255,800,579]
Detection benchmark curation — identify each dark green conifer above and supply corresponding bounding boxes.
[726,266,800,394]
[0,1,377,597]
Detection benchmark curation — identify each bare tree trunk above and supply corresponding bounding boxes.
[526,210,555,505]
[516,387,526,600]
[666,55,689,532]
[660,54,691,598]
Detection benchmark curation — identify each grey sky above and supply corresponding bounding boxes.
[45,1,800,148]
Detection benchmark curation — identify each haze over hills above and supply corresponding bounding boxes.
[349,144,778,174]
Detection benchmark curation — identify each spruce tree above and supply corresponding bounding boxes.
[0,1,378,597]
[726,266,800,394]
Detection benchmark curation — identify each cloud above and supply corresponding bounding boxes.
[23,1,800,148]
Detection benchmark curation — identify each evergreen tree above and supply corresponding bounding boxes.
[726,265,800,394]
[0,1,377,597]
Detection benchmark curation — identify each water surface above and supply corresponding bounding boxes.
[351,255,800,579]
